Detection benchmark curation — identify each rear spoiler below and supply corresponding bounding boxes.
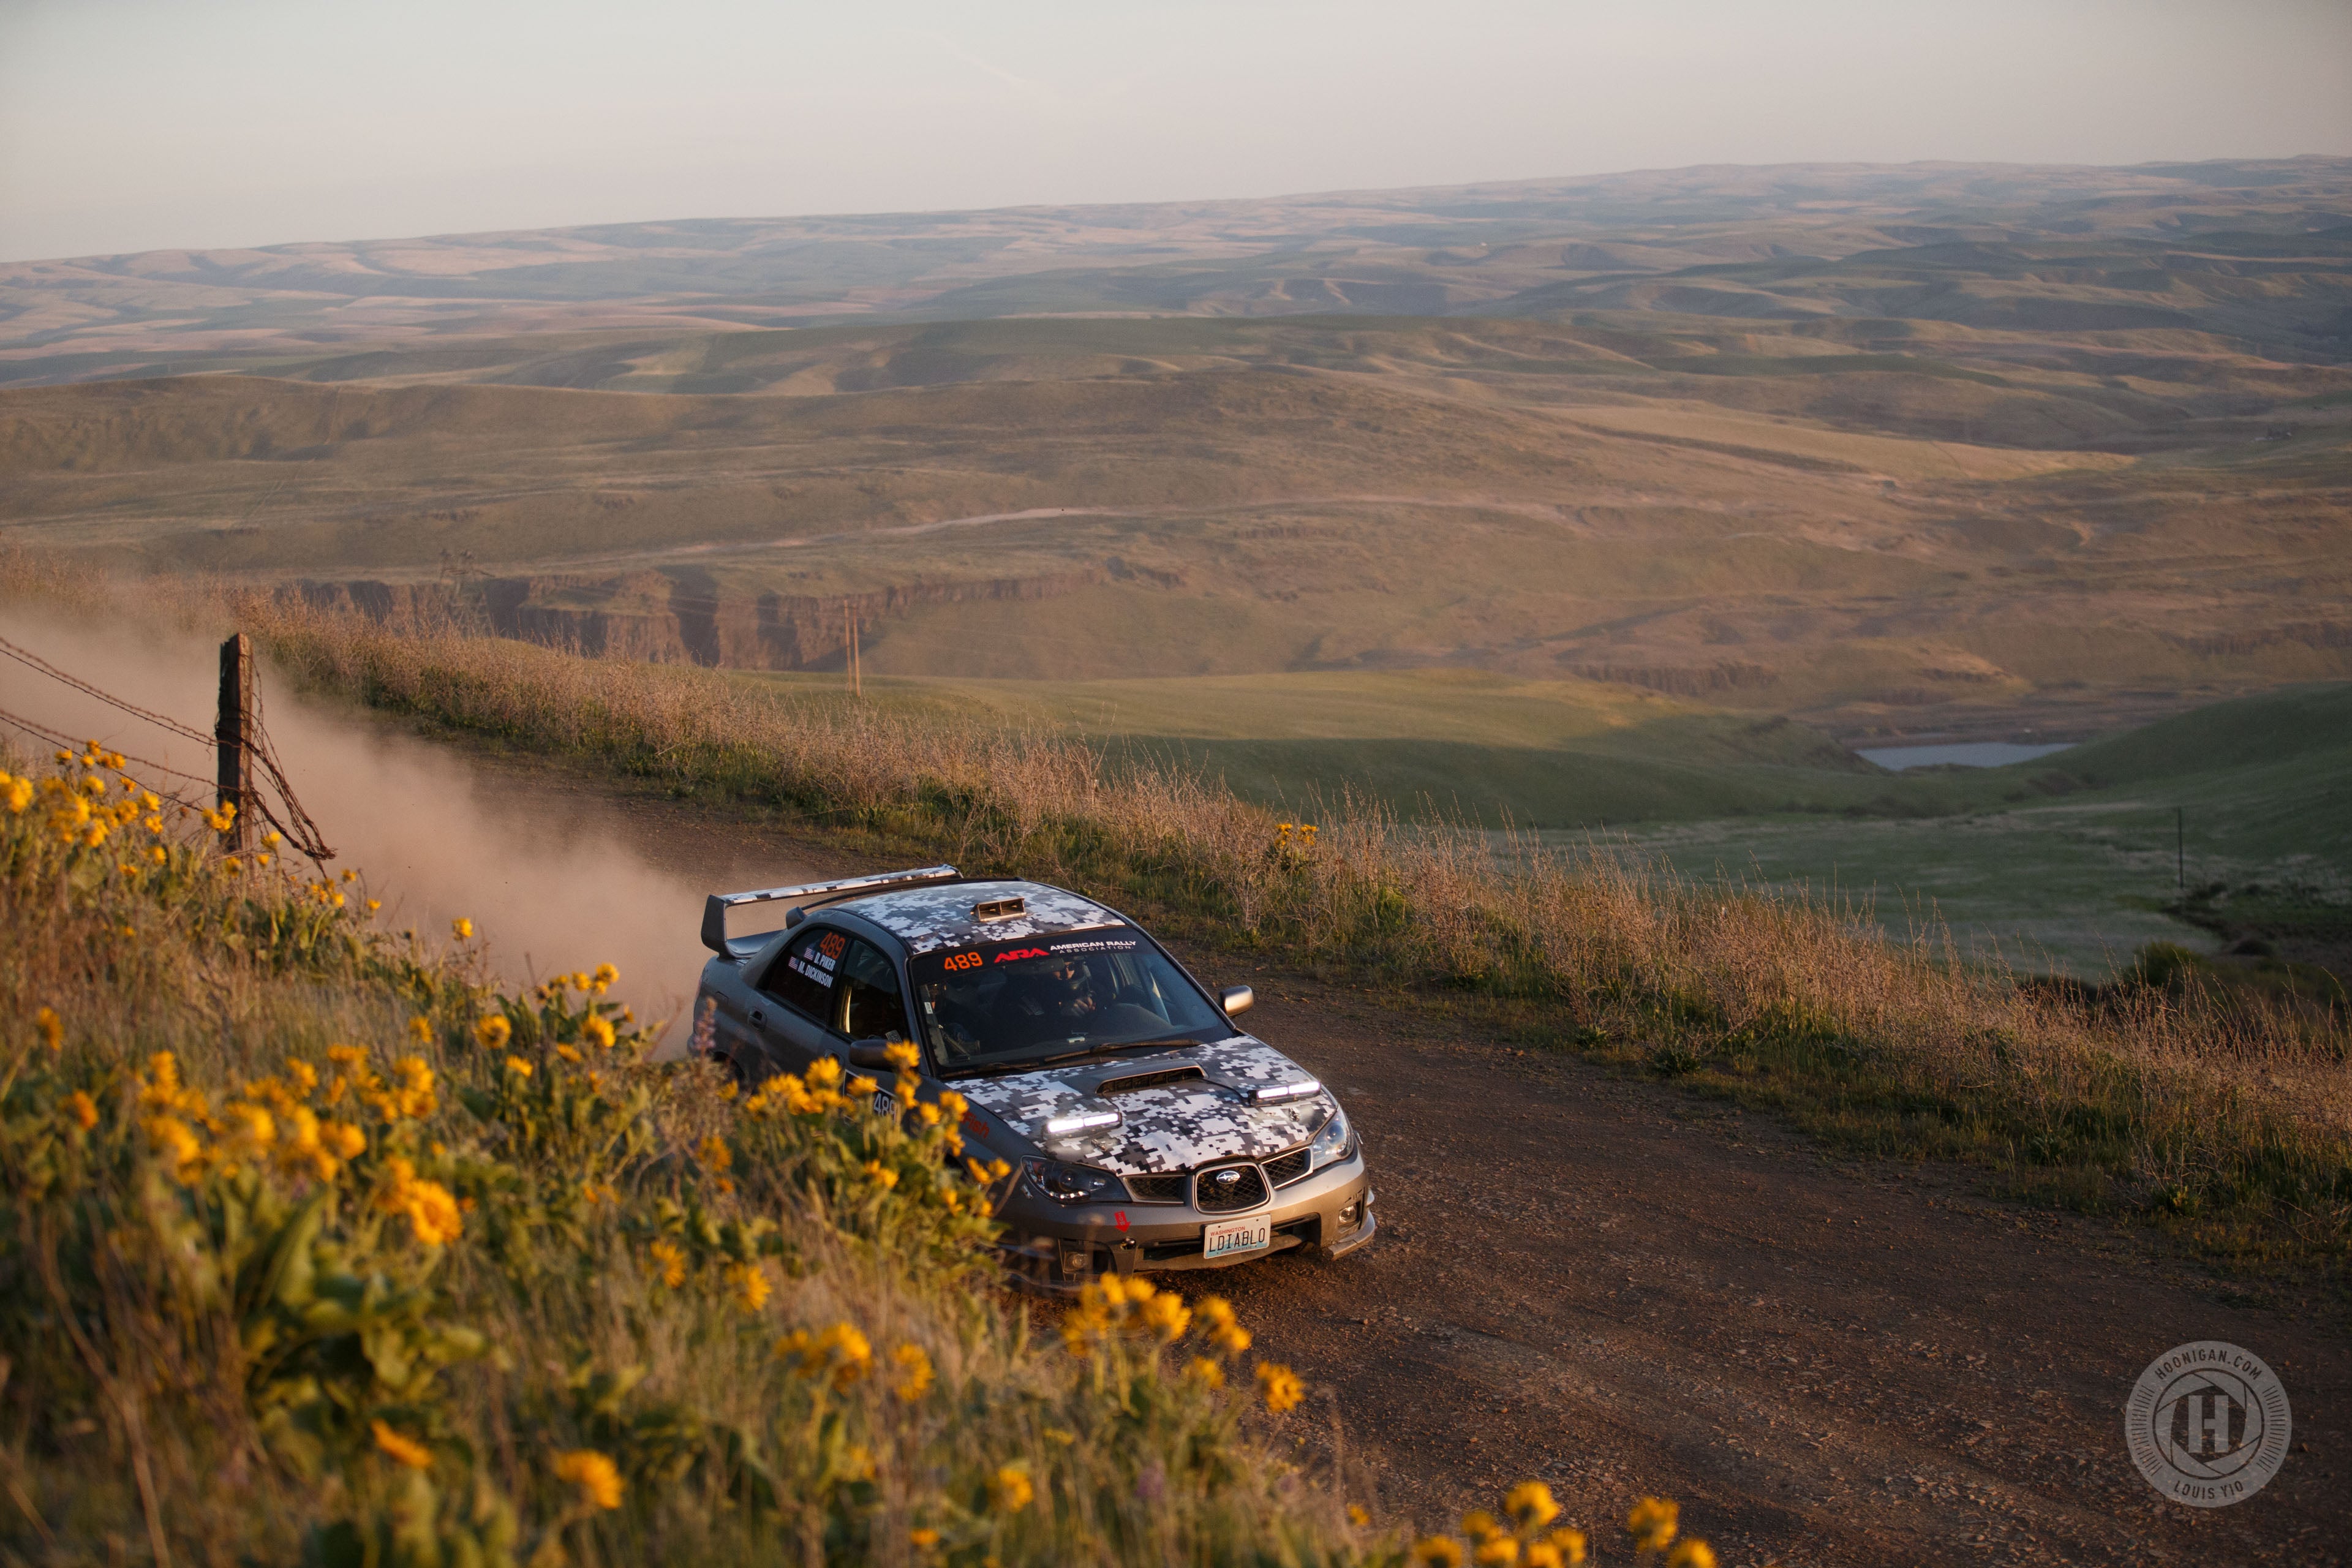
[701,865,961,957]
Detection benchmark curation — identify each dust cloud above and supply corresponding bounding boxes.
[0,605,827,1051]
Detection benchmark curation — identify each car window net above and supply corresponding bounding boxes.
[913,933,1224,1066]
[839,937,911,1042]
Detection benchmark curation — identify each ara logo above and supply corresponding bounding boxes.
[993,947,1050,963]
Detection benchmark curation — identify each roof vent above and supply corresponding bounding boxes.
[973,895,1027,922]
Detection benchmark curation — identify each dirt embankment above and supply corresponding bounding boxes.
[280,566,1107,669]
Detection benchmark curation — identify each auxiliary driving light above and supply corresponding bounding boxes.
[1044,1109,1122,1136]
[1251,1078,1321,1106]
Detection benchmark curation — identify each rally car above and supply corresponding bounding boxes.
[692,865,1374,1287]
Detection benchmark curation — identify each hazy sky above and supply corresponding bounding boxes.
[3,0,2347,262]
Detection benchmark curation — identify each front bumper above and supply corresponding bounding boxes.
[999,1152,1375,1289]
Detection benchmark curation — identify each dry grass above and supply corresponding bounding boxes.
[241,600,2352,1273]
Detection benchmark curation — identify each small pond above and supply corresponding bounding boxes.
[1854,741,2076,772]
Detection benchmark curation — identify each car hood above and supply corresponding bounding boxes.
[953,1035,1329,1177]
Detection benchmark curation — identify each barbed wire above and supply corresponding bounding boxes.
[0,633,336,864]
[0,704,214,812]
[0,633,214,746]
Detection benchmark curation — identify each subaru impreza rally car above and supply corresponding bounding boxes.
[692,865,1374,1287]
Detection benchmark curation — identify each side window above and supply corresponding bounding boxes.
[760,925,848,1023]
[839,939,911,1042]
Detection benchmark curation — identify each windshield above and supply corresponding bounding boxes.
[911,932,1228,1070]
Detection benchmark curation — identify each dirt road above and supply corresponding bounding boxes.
[386,747,2351,1564]
[1207,973,2347,1566]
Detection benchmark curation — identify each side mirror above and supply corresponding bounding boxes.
[1219,985,1254,1017]
[846,1038,897,1069]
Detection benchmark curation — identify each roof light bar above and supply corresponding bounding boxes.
[1251,1079,1322,1106]
[701,864,960,955]
[1044,1109,1123,1137]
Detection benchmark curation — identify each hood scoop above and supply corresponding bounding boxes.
[1097,1066,1206,1096]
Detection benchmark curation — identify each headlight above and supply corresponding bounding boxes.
[1023,1157,1122,1207]
[1309,1102,1355,1169]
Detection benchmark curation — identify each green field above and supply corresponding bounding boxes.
[733,669,2352,977]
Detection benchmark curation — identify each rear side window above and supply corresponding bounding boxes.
[760,927,910,1041]
[761,925,848,1022]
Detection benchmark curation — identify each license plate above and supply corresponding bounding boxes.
[1202,1214,1272,1261]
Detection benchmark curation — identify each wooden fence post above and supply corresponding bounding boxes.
[216,634,255,851]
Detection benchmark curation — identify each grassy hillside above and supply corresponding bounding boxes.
[1601,684,2352,974]
[4,738,1480,1566]
[729,668,1961,826]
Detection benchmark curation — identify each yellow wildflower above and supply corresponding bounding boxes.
[371,1420,432,1470]
[590,962,619,992]
[698,1133,732,1177]
[505,1055,533,1079]
[1414,1540,1465,1568]
[910,1528,941,1550]
[552,1449,623,1511]
[378,1057,437,1119]
[1664,1547,1714,1568]
[1348,1506,1370,1528]
[884,1040,921,1070]
[1183,1355,1224,1389]
[1474,1539,1520,1567]
[775,1321,873,1390]
[582,1014,616,1050]
[148,844,167,865]
[583,1182,617,1205]
[863,1159,899,1189]
[1626,1498,1677,1553]
[476,1014,511,1050]
[144,1115,204,1183]
[325,1121,367,1158]
[34,1005,62,1053]
[1256,1361,1304,1414]
[1,774,30,814]
[988,1465,1033,1513]
[724,1260,772,1313]
[64,1090,99,1131]
[451,918,472,941]
[891,1341,935,1402]
[1507,1482,1561,1531]
[377,1157,463,1246]
[649,1239,687,1289]
[1139,1289,1191,1341]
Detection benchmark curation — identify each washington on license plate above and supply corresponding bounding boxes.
[1202,1214,1272,1260]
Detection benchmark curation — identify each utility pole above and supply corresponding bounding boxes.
[216,634,255,851]
[844,598,862,698]
[2177,806,2185,892]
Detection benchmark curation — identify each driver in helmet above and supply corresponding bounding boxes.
[1010,952,1099,1027]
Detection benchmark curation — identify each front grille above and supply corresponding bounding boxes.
[1261,1148,1311,1188]
[1099,1067,1205,1096]
[1124,1174,1188,1205]
[1194,1163,1268,1213]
